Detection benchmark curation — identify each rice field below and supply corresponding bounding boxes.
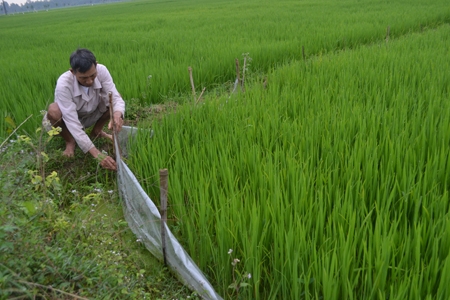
[2,0,450,299]
[1,0,450,136]
[128,23,450,300]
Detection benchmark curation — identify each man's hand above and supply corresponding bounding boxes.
[99,155,117,171]
[108,111,124,133]
[89,148,117,171]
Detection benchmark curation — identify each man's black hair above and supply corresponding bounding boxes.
[70,48,97,73]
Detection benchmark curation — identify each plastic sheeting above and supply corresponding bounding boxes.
[115,126,223,300]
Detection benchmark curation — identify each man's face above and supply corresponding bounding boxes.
[71,64,97,87]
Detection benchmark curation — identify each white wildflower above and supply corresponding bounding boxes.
[232,258,240,266]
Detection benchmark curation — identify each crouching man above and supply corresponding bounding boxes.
[43,48,125,171]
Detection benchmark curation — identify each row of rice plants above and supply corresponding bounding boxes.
[1,0,450,138]
[128,24,450,299]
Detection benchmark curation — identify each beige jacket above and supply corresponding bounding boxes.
[54,64,125,153]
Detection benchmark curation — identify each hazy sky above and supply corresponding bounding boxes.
[7,0,28,5]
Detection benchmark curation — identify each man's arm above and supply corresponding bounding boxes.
[97,64,125,127]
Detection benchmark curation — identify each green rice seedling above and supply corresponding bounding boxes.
[128,24,450,299]
[2,0,450,136]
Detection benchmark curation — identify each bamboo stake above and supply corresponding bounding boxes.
[108,92,115,157]
[159,168,169,265]
[188,66,196,101]
[235,58,241,89]
[241,56,247,93]
[386,26,390,43]
[0,114,32,149]
[196,87,207,105]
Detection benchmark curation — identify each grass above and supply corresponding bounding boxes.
[0,120,198,299]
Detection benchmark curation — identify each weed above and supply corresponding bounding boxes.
[0,126,194,299]
[227,249,251,299]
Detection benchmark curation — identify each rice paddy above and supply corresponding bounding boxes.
[2,0,450,299]
[129,24,450,298]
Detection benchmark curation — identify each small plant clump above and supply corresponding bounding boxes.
[227,249,251,299]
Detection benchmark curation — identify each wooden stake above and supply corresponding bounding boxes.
[108,92,115,157]
[196,87,207,105]
[302,46,306,61]
[159,168,169,265]
[188,66,196,101]
[386,26,390,43]
[235,58,240,89]
[242,57,247,93]
[0,114,32,150]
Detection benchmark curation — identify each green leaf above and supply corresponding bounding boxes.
[21,201,37,216]
[5,116,16,129]
[228,283,237,289]
[41,152,49,163]
[0,241,14,252]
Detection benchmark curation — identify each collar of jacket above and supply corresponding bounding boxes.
[72,75,102,99]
